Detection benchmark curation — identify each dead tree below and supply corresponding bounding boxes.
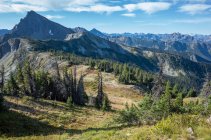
[151,58,165,98]
[201,66,211,98]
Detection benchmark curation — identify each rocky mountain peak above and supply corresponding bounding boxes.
[11,11,74,40]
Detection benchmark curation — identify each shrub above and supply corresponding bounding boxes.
[115,103,140,125]
[102,94,111,111]
[67,97,73,108]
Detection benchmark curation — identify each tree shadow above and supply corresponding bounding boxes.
[0,110,63,137]
[66,124,133,136]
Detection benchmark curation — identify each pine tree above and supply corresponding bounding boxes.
[23,61,36,96]
[0,65,5,111]
[201,72,211,97]
[75,74,87,105]
[16,64,25,94]
[7,73,19,96]
[174,92,183,112]
[102,94,111,111]
[67,96,73,108]
[35,70,49,98]
[96,72,104,108]
[187,88,197,97]
[72,66,78,104]
[151,61,164,98]
[156,81,172,118]
[172,83,179,98]
[63,67,73,99]
[0,91,3,111]
[0,65,5,93]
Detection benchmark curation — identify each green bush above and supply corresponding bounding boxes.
[115,103,140,125]
[102,94,111,111]
[67,97,73,109]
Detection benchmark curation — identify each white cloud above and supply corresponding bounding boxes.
[179,4,211,14]
[45,15,64,19]
[124,2,171,14]
[124,4,137,12]
[0,0,124,14]
[121,13,136,17]
[66,4,123,13]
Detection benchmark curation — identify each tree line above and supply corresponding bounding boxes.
[0,60,111,111]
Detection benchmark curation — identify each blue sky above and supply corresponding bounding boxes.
[0,0,211,34]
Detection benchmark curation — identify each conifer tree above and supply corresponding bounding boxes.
[173,92,183,112]
[95,72,111,110]
[102,94,111,111]
[0,65,5,93]
[0,91,3,111]
[76,74,87,105]
[63,67,72,99]
[201,72,211,97]
[7,72,19,96]
[16,64,25,94]
[172,83,179,98]
[72,66,77,104]
[151,61,164,98]
[0,65,4,111]
[96,72,104,108]
[23,61,36,96]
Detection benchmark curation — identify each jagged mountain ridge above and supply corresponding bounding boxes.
[90,29,211,63]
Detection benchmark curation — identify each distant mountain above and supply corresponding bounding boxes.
[4,11,74,40]
[90,30,211,63]
[0,29,10,36]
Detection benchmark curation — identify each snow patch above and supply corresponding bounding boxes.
[49,30,53,36]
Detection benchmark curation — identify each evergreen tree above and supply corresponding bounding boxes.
[187,88,197,97]
[102,94,111,111]
[35,70,49,98]
[23,61,36,96]
[75,74,87,105]
[151,61,164,98]
[172,83,179,98]
[7,73,19,96]
[67,96,73,108]
[155,81,172,118]
[16,64,25,94]
[201,72,211,97]
[0,65,5,93]
[72,66,78,104]
[173,92,183,112]
[96,72,104,108]
[0,91,3,111]
[63,67,73,99]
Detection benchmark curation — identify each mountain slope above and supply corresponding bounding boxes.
[0,29,10,36]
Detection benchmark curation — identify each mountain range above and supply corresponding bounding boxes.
[0,10,211,90]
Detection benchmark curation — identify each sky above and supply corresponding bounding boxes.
[0,0,211,35]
